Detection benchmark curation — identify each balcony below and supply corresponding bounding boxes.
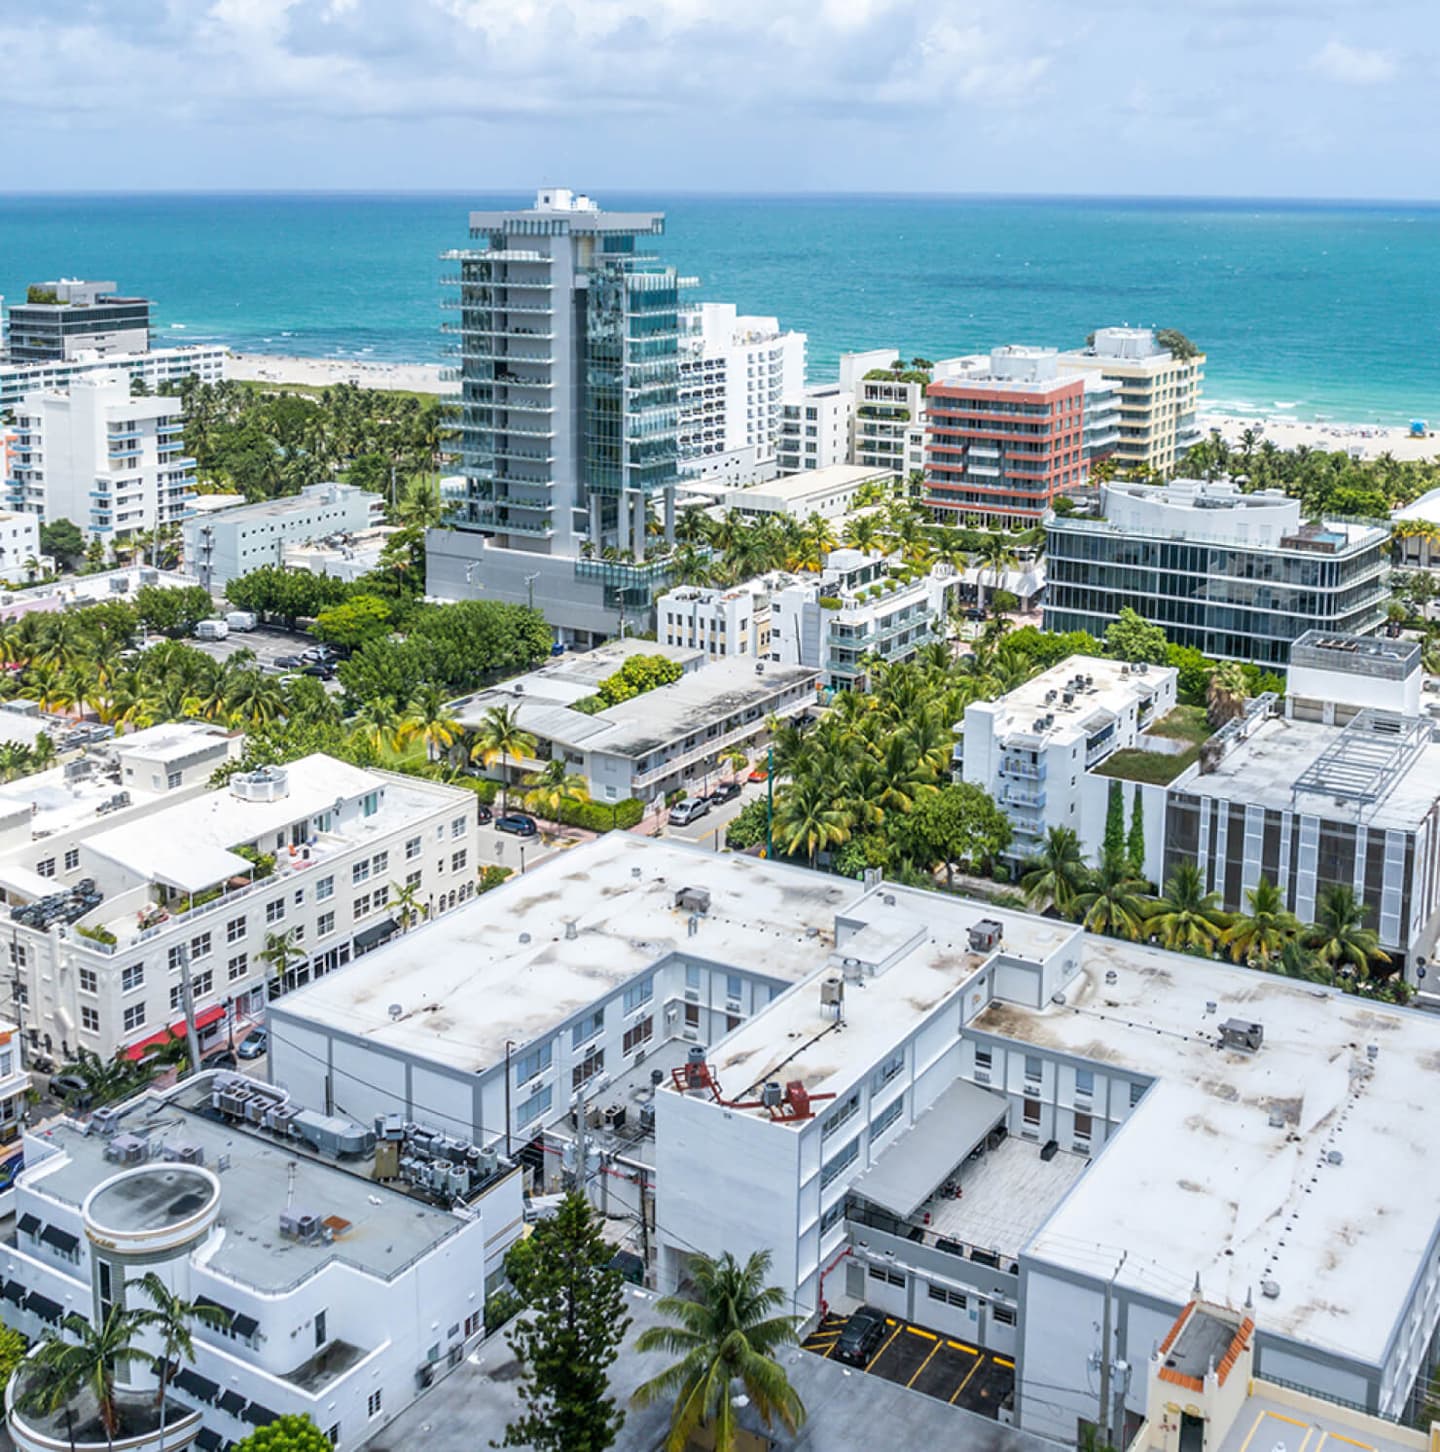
[1000,757,1045,780]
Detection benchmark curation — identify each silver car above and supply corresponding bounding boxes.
[668,797,711,827]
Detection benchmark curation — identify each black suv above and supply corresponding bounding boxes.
[833,1305,888,1367]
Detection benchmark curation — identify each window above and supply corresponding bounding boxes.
[226,916,246,944]
[871,1097,904,1138]
[81,1005,99,1032]
[170,983,184,1012]
[367,1389,382,1418]
[265,899,286,925]
[622,976,653,1014]
[725,973,742,1002]
[451,816,467,840]
[1129,1081,1145,1107]
[572,1046,604,1090]
[291,925,305,943]
[1022,1098,1041,1131]
[405,836,422,861]
[929,1285,968,1309]
[623,1017,653,1055]
[993,1306,1016,1326]
[1074,1111,1093,1143]
[9,942,25,969]
[294,888,305,906]
[571,1009,603,1049]
[361,791,379,818]
[123,1003,146,1032]
[316,875,334,901]
[121,964,144,992]
[36,857,55,878]
[228,953,248,982]
[64,847,79,872]
[405,870,421,891]
[191,932,211,960]
[516,1083,553,1126]
[465,1310,483,1338]
[352,860,371,886]
[78,967,97,994]
[685,963,701,990]
[451,850,467,873]
[317,912,334,938]
[974,1045,993,1078]
[823,1091,860,1139]
[684,1002,700,1028]
[871,1050,904,1093]
[820,1200,846,1235]
[821,1135,860,1187]
[1024,1055,1042,1084]
[1075,1068,1094,1099]
[515,1042,553,1084]
[725,1013,741,1033]
[868,1266,905,1287]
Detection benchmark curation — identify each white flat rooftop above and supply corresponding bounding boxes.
[726,464,888,504]
[270,837,858,1072]
[970,654,1173,746]
[702,891,1077,1114]
[976,934,1440,1365]
[1177,714,1440,831]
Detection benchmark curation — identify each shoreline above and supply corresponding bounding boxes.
[221,355,1436,463]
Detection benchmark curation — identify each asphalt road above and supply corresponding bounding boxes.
[657,776,770,848]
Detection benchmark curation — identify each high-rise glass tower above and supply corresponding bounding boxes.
[441,188,683,563]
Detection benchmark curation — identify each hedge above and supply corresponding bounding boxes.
[543,796,645,832]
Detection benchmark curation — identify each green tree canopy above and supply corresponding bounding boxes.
[499,1193,631,1452]
[135,585,218,638]
[225,566,352,629]
[311,593,394,649]
[596,654,685,707]
[1104,608,1169,664]
[232,1414,335,1452]
[893,782,1011,886]
[39,517,85,562]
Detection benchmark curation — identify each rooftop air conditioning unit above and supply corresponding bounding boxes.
[968,919,1004,953]
[674,886,711,915]
[1218,1019,1264,1053]
[105,1134,148,1165]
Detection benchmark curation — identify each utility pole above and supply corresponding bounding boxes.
[765,744,775,859]
[1097,1251,1127,1449]
[177,943,201,1075]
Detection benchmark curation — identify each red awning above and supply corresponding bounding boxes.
[121,1005,228,1060]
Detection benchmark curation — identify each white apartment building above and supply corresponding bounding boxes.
[778,384,854,473]
[282,526,396,583]
[678,303,806,486]
[656,583,760,659]
[721,463,891,522]
[262,833,1440,1436]
[2,1073,522,1452]
[0,511,43,583]
[839,350,928,479]
[0,345,227,414]
[770,548,957,692]
[956,654,1179,866]
[0,735,480,1063]
[6,376,196,544]
[1057,327,1205,476]
[184,482,385,590]
[453,640,819,804]
[0,1022,27,1216]
[0,564,199,625]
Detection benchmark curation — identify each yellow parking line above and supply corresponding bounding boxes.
[1237,1410,1270,1452]
[950,1355,985,1403]
[867,1321,904,1373]
[994,1355,1015,1369]
[948,1340,978,1354]
[908,1339,943,1388]
[906,1326,938,1341]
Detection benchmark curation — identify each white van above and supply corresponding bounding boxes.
[195,619,230,641]
[226,611,256,632]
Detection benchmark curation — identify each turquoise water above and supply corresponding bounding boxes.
[2,193,1436,424]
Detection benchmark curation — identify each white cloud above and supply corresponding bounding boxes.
[1309,38,1396,85]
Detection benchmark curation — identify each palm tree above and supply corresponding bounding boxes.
[258,928,302,999]
[1305,884,1390,979]
[469,703,538,812]
[131,1271,229,1431]
[523,758,590,831]
[1020,827,1088,914]
[841,513,883,553]
[354,695,404,754]
[17,1305,153,1442]
[772,769,851,868]
[225,670,287,728]
[1222,875,1301,969]
[1148,863,1229,954]
[1206,660,1249,727]
[389,879,425,932]
[632,1249,806,1452]
[976,534,1019,612]
[1072,857,1151,939]
[400,685,463,761]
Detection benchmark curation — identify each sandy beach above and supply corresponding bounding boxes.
[226,353,444,394]
[1200,412,1438,463]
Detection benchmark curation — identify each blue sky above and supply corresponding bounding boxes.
[2,0,1435,197]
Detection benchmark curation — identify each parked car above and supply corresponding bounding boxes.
[668,797,710,827]
[965,607,987,622]
[300,662,336,680]
[495,813,538,837]
[274,654,305,670]
[834,1305,889,1367]
[237,1028,268,1060]
[747,763,770,782]
[707,781,742,805]
[206,1050,239,1071]
[49,1072,92,1108]
[301,646,336,664]
[476,804,494,825]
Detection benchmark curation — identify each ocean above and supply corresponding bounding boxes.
[2,192,1437,425]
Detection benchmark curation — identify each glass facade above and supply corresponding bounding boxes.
[1045,520,1388,665]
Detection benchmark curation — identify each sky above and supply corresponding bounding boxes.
[1,0,1435,198]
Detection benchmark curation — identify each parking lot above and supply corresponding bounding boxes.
[185,625,344,692]
[802,1311,1014,1417]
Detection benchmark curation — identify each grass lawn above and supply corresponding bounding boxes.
[1094,704,1214,785]
[1143,703,1213,745]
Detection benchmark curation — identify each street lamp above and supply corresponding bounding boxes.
[523,571,539,612]
[503,1040,515,1156]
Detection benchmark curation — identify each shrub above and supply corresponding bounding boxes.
[725,798,769,850]
[817,595,843,610]
[76,923,117,946]
[595,654,684,707]
[551,797,644,832]
[665,787,686,807]
[992,588,1020,613]
[478,865,512,894]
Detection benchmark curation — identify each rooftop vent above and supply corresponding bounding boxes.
[228,765,290,803]
[968,919,1004,953]
[675,886,711,915]
[388,1003,403,1020]
[1219,1019,1264,1053]
[1105,970,1118,986]
[1327,1150,1344,1166]
[1260,1279,1281,1300]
